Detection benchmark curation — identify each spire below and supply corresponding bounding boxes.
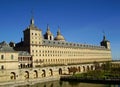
[102,30,106,41]
[54,26,65,41]
[57,26,61,35]
[30,10,34,25]
[103,35,106,41]
[47,24,50,31]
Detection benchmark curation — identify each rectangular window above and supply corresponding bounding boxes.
[1,65,4,70]
[11,55,14,60]
[1,55,4,60]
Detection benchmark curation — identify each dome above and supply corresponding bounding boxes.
[54,34,65,41]
[54,29,65,41]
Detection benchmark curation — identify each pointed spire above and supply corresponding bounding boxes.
[57,26,61,35]
[30,10,34,25]
[103,35,106,41]
[30,18,34,25]
[47,24,50,31]
[102,30,106,41]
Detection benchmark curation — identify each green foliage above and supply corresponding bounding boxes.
[74,62,120,80]
[69,67,78,75]
[102,61,111,71]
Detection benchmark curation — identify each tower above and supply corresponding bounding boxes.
[44,24,54,40]
[23,17,43,53]
[100,35,111,49]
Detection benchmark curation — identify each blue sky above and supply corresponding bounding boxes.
[0,0,120,60]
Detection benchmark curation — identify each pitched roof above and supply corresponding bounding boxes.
[0,41,15,52]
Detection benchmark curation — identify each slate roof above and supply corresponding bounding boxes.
[42,39,106,50]
[0,41,15,52]
[18,51,31,56]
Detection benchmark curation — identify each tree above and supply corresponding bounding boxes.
[69,67,78,75]
[93,61,101,70]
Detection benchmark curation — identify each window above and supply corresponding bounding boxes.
[1,65,4,70]
[1,55,4,60]
[11,55,14,60]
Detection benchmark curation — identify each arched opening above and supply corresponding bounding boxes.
[91,66,94,70]
[24,71,29,79]
[50,83,53,87]
[87,66,90,71]
[20,64,22,68]
[10,72,16,80]
[78,66,81,72]
[34,70,38,78]
[83,66,85,72]
[59,68,62,75]
[50,36,52,40]
[49,69,53,76]
[42,70,46,77]
[68,67,70,74]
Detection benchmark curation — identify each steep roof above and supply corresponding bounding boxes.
[0,41,16,52]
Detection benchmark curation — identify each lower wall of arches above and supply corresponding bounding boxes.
[0,63,96,86]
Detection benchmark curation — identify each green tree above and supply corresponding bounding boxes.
[69,67,78,75]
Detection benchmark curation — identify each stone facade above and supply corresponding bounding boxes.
[0,17,112,86]
[0,64,95,86]
[18,51,33,68]
[15,18,112,68]
[0,41,18,70]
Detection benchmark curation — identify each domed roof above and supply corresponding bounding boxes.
[54,29,65,41]
[54,34,65,40]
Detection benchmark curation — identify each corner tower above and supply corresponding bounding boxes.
[100,35,111,50]
[23,17,43,53]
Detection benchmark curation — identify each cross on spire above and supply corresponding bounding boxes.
[30,10,34,25]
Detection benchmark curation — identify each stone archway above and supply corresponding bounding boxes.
[24,71,29,79]
[50,36,52,40]
[34,70,38,78]
[10,72,16,80]
[83,66,85,72]
[78,66,81,72]
[68,67,70,74]
[59,68,62,75]
[42,70,46,77]
[91,66,94,70]
[49,69,53,76]
[87,66,90,71]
